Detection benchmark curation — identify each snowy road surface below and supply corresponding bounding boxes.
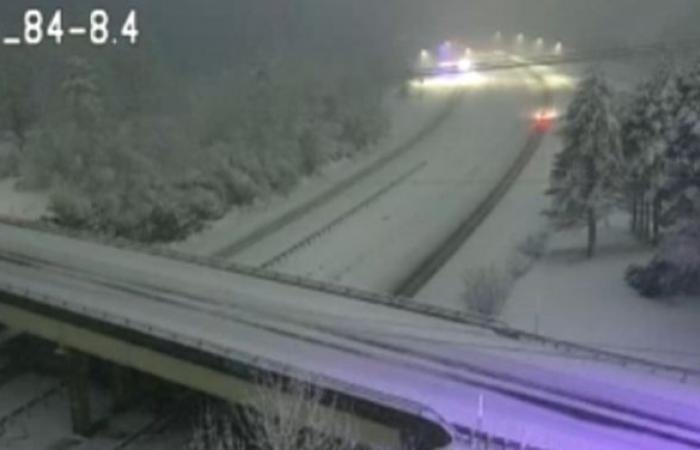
[214,68,548,296]
[0,224,699,449]
[414,64,577,309]
[174,88,455,257]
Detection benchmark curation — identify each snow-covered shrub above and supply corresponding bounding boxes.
[0,142,17,179]
[517,232,549,260]
[463,267,511,316]
[188,378,356,450]
[508,252,533,280]
[507,232,550,280]
[263,156,301,194]
[188,400,244,450]
[627,221,700,298]
[298,127,324,175]
[338,107,388,153]
[49,185,93,229]
[184,185,227,222]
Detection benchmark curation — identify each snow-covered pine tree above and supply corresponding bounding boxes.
[662,109,700,225]
[547,73,624,257]
[0,48,38,155]
[61,56,105,131]
[677,57,700,110]
[621,61,681,242]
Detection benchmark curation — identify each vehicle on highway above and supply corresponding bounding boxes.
[532,107,558,132]
[415,40,474,78]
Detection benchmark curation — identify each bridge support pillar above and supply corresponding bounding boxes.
[110,364,134,412]
[66,349,92,436]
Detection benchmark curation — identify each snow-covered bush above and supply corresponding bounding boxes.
[627,220,700,298]
[0,140,18,179]
[298,127,324,175]
[463,267,511,316]
[508,232,550,279]
[517,232,549,260]
[188,377,356,450]
[188,400,244,450]
[49,185,93,228]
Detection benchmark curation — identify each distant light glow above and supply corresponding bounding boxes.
[534,38,544,51]
[543,74,575,89]
[515,33,525,45]
[410,71,488,91]
[532,107,559,131]
[458,58,473,72]
[554,42,563,55]
[532,107,559,121]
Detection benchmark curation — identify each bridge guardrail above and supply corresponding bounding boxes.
[0,280,453,441]
[1,214,700,385]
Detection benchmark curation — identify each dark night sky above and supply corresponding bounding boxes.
[0,1,698,73]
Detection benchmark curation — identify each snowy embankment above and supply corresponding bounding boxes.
[502,214,700,370]
[173,88,454,256]
[0,178,49,221]
[0,140,48,220]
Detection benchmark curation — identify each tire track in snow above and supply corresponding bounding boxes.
[392,72,553,298]
[260,161,428,271]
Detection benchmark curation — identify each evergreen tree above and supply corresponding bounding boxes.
[625,59,700,299]
[658,57,700,227]
[547,73,623,257]
[621,62,681,242]
[663,109,700,224]
[0,48,38,155]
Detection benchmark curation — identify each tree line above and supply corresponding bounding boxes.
[547,58,700,297]
[0,40,393,242]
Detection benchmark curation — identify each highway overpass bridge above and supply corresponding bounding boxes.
[0,221,700,449]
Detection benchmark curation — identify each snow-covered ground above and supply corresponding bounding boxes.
[502,214,700,370]
[0,178,48,221]
[0,372,118,450]
[0,369,166,450]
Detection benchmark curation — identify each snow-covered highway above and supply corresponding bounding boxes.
[205,66,550,296]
